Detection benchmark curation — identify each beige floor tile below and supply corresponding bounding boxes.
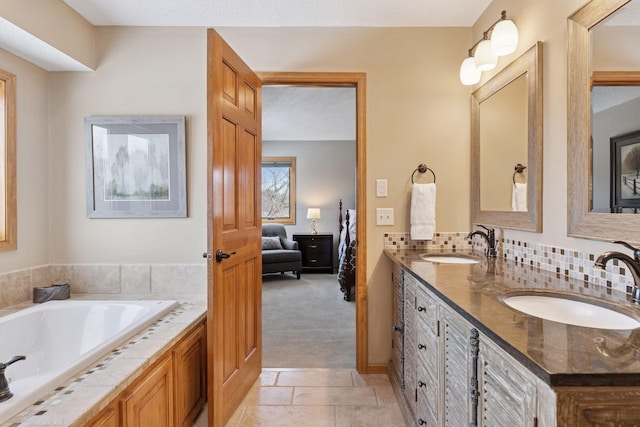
[351,372,392,387]
[335,405,406,427]
[225,404,246,427]
[277,369,354,387]
[241,386,294,406]
[260,370,279,386]
[374,386,400,405]
[293,386,378,406]
[239,405,336,427]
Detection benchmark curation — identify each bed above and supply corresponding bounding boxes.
[337,199,356,301]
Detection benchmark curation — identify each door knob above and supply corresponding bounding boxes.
[215,249,236,263]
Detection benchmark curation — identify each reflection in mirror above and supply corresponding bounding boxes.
[590,1,640,214]
[567,0,640,242]
[471,42,542,232]
[480,74,528,211]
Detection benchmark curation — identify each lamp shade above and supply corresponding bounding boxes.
[491,19,518,56]
[459,57,481,86]
[474,39,497,71]
[306,208,321,219]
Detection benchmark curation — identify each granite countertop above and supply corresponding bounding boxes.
[385,249,640,387]
[3,294,207,426]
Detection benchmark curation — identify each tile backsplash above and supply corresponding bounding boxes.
[384,232,635,296]
[0,263,206,309]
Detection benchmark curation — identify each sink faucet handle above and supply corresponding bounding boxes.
[613,240,640,261]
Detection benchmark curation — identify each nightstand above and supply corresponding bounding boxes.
[292,234,334,273]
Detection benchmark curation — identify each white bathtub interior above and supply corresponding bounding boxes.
[0,299,178,424]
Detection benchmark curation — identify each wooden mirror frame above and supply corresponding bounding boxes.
[471,42,543,232]
[567,0,639,242]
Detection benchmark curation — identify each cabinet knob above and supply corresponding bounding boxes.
[417,306,426,312]
[418,380,426,388]
[418,343,426,350]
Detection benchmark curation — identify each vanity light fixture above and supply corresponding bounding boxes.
[459,10,519,86]
[307,208,321,234]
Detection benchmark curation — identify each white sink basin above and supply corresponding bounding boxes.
[502,293,640,330]
[420,254,480,264]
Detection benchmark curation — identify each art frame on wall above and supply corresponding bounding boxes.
[610,129,640,211]
[85,116,187,218]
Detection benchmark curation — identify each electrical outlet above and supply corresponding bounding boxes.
[376,179,388,197]
[376,208,394,226]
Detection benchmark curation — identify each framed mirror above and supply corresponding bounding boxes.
[568,0,640,242]
[471,42,543,232]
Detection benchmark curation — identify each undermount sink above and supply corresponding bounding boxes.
[420,253,480,264]
[501,292,640,330]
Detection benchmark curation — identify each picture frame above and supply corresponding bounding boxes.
[85,116,187,218]
[610,129,640,211]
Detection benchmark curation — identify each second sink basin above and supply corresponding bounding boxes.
[420,254,480,264]
[502,291,640,330]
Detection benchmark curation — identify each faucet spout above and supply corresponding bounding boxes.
[595,241,640,303]
[467,225,497,258]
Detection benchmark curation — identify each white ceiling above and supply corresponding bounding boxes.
[61,0,491,27]
[262,86,355,141]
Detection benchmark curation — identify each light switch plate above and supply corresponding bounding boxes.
[376,179,388,197]
[376,208,394,226]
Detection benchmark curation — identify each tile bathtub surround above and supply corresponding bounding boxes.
[385,232,635,296]
[0,263,206,309]
[6,299,206,426]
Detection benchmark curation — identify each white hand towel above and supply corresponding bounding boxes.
[512,183,527,212]
[411,183,436,240]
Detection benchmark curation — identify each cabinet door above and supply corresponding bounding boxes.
[174,321,207,427]
[415,286,439,427]
[479,339,537,427]
[403,272,418,414]
[391,265,404,387]
[123,355,174,427]
[86,401,120,427]
[441,307,473,427]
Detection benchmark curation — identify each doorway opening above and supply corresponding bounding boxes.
[259,72,367,373]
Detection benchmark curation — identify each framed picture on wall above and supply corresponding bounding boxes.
[610,129,640,211]
[84,116,187,218]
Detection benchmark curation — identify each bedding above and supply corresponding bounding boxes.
[337,203,356,301]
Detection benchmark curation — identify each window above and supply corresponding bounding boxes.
[262,157,296,224]
[0,69,16,250]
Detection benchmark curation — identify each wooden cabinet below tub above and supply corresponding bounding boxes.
[86,319,207,427]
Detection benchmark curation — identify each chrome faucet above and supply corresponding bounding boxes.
[594,241,640,304]
[467,225,497,258]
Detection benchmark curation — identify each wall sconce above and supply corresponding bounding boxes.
[459,10,519,86]
[306,208,321,234]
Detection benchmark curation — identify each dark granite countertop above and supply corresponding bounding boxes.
[385,248,640,387]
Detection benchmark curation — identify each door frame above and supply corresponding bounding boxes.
[258,72,367,373]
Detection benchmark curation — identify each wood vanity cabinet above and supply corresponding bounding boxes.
[86,319,207,427]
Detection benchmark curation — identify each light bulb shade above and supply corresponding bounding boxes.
[306,208,321,219]
[474,40,498,71]
[491,19,518,56]
[459,57,481,86]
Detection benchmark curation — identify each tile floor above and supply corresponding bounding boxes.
[193,368,406,426]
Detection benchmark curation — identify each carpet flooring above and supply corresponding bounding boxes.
[262,273,356,369]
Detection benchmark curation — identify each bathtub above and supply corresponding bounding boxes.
[0,299,179,424]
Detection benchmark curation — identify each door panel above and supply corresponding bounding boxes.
[207,29,262,427]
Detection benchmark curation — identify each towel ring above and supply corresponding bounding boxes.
[411,163,436,184]
[512,163,527,185]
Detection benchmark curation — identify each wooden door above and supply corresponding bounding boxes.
[206,29,262,427]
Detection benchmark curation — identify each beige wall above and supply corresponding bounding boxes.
[48,27,207,264]
[0,49,49,271]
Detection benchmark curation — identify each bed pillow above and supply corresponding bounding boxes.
[262,236,283,250]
